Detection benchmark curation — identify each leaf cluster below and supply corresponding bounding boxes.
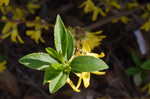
[19,15,109,93]
[126,52,150,85]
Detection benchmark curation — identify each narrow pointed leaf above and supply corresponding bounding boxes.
[45,47,63,62]
[49,72,69,93]
[66,29,75,60]
[19,53,58,70]
[45,47,59,59]
[54,15,68,57]
[70,56,108,72]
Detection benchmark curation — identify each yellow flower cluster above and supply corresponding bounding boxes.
[0,1,50,44]
[26,17,50,43]
[0,6,26,43]
[67,30,106,92]
[80,0,106,21]
[1,21,24,43]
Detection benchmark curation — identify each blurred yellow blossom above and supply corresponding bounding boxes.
[26,17,49,43]
[141,19,150,31]
[13,8,26,20]
[27,2,40,14]
[0,7,26,43]
[0,61,7,72]
[80,0,106,21]
[109,1,121,9]
[1,21,24,43]
[0,0,9,6]
[112,16,130,24]
[126,2,139,9]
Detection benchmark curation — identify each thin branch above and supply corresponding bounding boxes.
[85,8,140,30]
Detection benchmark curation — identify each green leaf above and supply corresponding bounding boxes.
[45,47,63,62]
[131,52,141,66]
[70,56,109,72]
[43,66,61,84]
[19,53,58,70]
[66,29,75,60]
[141,60,150,70]
[126,67,141,75]
[54,15,68,58]
[51,63,64,70]
[49,72,69,93]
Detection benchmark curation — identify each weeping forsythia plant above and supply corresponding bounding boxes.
[19,15,109,93]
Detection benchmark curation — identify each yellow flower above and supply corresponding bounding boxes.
[0,7,26,43]
[26,30,45,43]
[1,21,24,44]
[75,71,105,88]
[141,19,150,31]
[109,1,121,9]
[74,52,106,88]
[112,16,130,24]
[67,78,81,92]
[81,31,106,52]
[0,0,9,6]
[13,8,26,20]
[80,0,106,21]
[26,17,49,43]
[66,30,107,92]
[27,2,40,14]
[0,61,7,72]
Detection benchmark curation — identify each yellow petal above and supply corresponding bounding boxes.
[67,78,80,92]
[86,52,105,58]
[81,31,106,52]
[91,71,106,75]
[82,72,90,88]
[11,29,18,43]
[76,76,82,89]
[2,22,12,34]
[17,34,24,44]
[110,1,121,9]
[0,33,10,39]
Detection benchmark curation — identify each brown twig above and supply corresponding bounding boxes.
[85,8,140,30]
